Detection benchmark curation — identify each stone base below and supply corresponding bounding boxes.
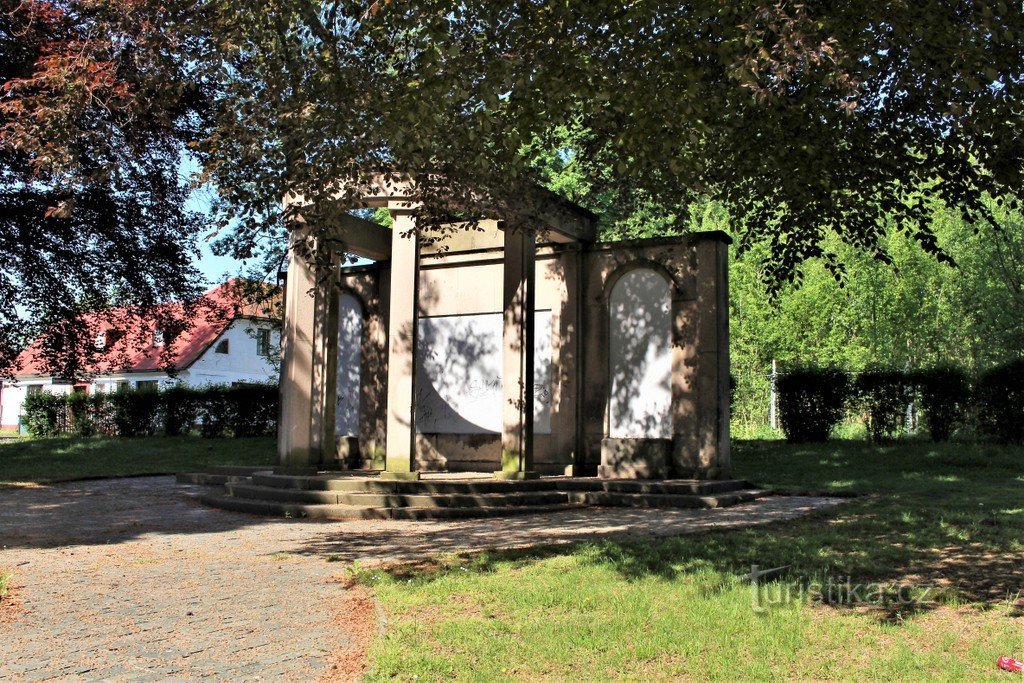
[672,466,731,480]
[273,466,320,476]
[333,435,361,468]
[599,438,671,479]
[379,470,422,481]
[492,470,540,481]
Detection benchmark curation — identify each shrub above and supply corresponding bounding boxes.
[910,366,969,442]
[22,391,67,437]
[162,385,200,436]
[196,386,231,438]
[854,369,910,443]
[18,382,280,440]
[226,383,278,437]
[67,392,105,437]
[776,366,850,443]
[976,360,1024,444]
[108,388,161,437]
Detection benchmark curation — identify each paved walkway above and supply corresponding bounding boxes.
[0,476,842,681]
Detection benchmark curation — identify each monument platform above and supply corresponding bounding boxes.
[177,469,770,521]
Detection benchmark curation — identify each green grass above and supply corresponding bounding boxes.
[361,440,1024,681]
[0,570,10,600]
[0,435,276,485]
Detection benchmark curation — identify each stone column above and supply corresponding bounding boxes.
[673,237,730,479]
[382,211,422,480]
[496,227,538,479]
[278,226,340,470]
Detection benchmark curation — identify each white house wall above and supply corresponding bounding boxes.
[1,383,26,429]
[0,319,280,429]
[183,319,279,386]
[0,381,73,430]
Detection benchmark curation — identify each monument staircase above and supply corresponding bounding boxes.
[178,467,771,520]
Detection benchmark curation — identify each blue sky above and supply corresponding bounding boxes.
[195,240,247,287]
[182,156,249,287]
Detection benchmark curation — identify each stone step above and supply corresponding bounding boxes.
[176,472,253,486]
[208,465,275,476]
[225,483,570,508]
[249,472,559,495]
[200,492,581,521]
[566,488,771,509]
[556,478,752,496]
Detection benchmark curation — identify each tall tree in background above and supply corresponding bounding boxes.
[0,0,210,378]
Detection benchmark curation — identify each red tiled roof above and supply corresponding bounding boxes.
[13,279,278,378]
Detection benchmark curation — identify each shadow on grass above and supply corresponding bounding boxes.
[356,441,1024,613]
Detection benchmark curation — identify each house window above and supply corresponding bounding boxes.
[94,332,106,349]
[152,329,165,347]
[136,380,159,392]
[256,329,272,357]
[26,385,42,396]
[215,339,230,355]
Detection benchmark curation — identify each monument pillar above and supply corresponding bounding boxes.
[497,226,538,479]
[278,225,340,469]
[382,210,422,479]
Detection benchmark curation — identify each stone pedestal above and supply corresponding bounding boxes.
[334,435,361,469]
[599,438,671,479]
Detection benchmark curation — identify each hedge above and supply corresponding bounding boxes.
[21,384,278,439]
[21,392,69,437]
[776,366,850,443]
[909,366,969,442]
[853,368,910,443]
[976,360,1024,444]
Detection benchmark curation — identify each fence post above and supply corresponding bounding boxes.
[769,359,778,429]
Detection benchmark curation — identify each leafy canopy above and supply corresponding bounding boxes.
[0,0,210,377]
[195,0,1023,286]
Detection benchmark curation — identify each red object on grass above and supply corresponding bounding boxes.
[999,656,1024,672]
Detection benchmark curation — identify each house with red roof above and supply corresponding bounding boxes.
[0,280,281,431]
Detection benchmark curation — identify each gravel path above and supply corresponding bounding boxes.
[0,476,842,681]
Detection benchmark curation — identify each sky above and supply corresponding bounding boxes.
[182,155,249,287]
[195,240,248,287]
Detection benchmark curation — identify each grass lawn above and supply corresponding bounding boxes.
[361,440,1024,681]
[0,435,276,485]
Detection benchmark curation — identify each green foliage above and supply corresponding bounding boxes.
[909,366,970,442]
[729,198,1024,427]
[66,392,106,437]
[225,383,278,438]
[21,392,67,437]
[18,384,277,439]
[196,2,1023,293]
[975,360,1024,444]
[108,389,161,437]
[853,369,909,443]
[195,386,230,438]
[162,385,201,436]
[776,367,850,443]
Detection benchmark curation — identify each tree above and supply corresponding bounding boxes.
[0,0,211,378]
[193,1,1022,289]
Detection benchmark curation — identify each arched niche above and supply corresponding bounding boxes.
[607,267,672,439]
[336,291,364,436]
